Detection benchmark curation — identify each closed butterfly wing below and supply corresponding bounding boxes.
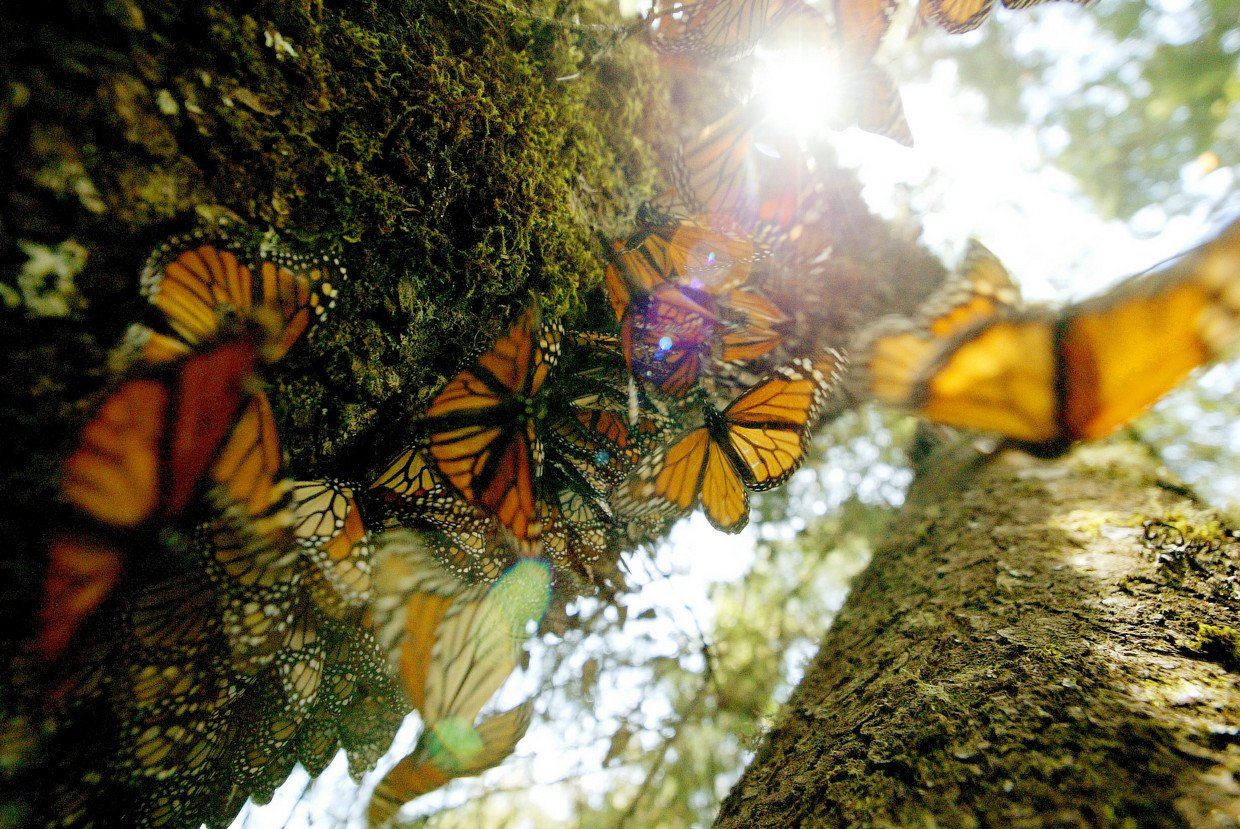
[291,480,374,614]
[368,700,534,826]
[719,288,788,363]
[204,390,296,590]
[664,107,804,233]
[605,215,758,321]
[422,559,550,725]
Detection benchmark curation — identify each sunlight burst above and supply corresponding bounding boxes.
[751,46,842,136]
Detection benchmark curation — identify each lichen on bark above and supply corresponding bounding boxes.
[717,442,1240,829]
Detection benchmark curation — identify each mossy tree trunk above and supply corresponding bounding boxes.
[0,0,665,630]
[716,442,1240,829]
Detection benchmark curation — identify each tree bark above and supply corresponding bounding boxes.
[717,441,1240,829]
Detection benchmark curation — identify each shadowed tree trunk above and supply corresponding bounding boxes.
[716,441,1240,829]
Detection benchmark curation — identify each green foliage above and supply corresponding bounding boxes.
[922,0,1239,220]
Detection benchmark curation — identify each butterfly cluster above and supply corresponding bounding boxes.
[12,228,409,827]
[13,0,1240,826]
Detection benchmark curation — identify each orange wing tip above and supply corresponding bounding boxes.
[33,532,125,663]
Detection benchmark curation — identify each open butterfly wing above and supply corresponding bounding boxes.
[425,307,558,540]
[722,360,827,490]
[916,314,1061,443]
[141,233,340,363]
[1060,219,1240,440]
[925,240,1022,338]
[698,436,750,532]
[34,532,125,663]
[61,379,169,528]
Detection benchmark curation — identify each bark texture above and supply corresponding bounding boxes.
[717,442,1240,829]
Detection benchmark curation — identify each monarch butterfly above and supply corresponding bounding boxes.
[718,287,789,363]
[642,0,811,60]
[613,357,837,533]
[368,701,535,826]
[622,284,721,396]
[290,479,375,615]
[137,227,342,365]
[368,543,549,821]
[853,239,1022,407]
[920,0,994,33]
[35,332,274,664]
[545,406,636,497]
[858,218,1240,452]
[604,214,759,321]
[659,106,805,235]
[422,305,563,541]
[622,283,795,396]
[544,336,673,500]
[920,0,1089,34]
[368,446,522,583]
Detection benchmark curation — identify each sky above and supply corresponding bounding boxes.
[233,2,1239,826]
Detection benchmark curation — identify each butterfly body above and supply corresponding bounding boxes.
[614,358,835,533]
[423,306,562,541]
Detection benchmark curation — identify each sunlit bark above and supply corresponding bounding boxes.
[717,442,1240,828]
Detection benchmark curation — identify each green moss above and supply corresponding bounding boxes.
[1,0,668,476]
[1190,624,1240,671]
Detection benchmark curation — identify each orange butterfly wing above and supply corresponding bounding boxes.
[141,233,340,363]
[425,307,560,540]
[698,436,750,532]
[34,532,125,663]
[915,315,1061,444]
[722,365,824,489]
[61,379,169,528]
[1061,219,1240,440]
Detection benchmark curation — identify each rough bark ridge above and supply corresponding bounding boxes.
[717,443,1240,828]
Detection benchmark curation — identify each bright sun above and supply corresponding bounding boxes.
[751,46,843,136]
